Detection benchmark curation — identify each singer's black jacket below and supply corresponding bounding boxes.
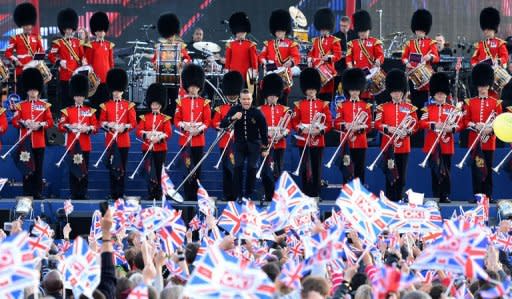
[220,105,269,148]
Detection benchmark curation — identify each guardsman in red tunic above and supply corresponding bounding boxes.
[12,68,54,199]
[307,8,342,101]
[346,10,384,101]
[5,3,44,92]
[463,63,503,203]
[259,9,300,105]
[99,68,137,199]
[211,71,244,201]
[225,12,258,86]
[335,68,372,184]
[58,74,98,199]
[471,7,509,69]
[374,70,419,201]
[49,9,87,111]
[136,83,172,201]
[174,64,211,201]
[259,74,291,201]
[86,11,115,112]
[153,13,191,116]
[292,68,332,198]
[419,73,462,204]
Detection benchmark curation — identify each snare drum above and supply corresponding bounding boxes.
[317,64,335,86]
[0,60,9,83]
[407,63,433,90]
[493,65,511,93]
[73,65,100,97]
[24,60,52,84]
[366,67,386,95]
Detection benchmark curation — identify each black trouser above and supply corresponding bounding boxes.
[385,153,408,202]
[89,83,108,116]
[431,154,452,201]
[164,86,179,117]
[341,148,366,184]
[220,147,235,201]
[109,147,129,199]
[184,146,203,201]
[23,148,45,198]
[69,152,90,199]
[298,147,324,197]
[234,142,261,200]
[57,80,72,114]
[262,148,285,201]
[409,88,428,148]
[146,151,166,201]
[472,150,494,198]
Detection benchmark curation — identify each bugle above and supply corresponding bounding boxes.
[129,119,165,179]
[165,112,203,170]
[93,107,130,168]
[292,112,326,176]
[56,123,92,167]
[456,112,496,169]
[1,109,47,160]
[213,131,233,170]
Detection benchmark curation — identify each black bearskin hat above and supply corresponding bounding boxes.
[353,10,372,32]
[480,7,500,32]
[157,13,180,38]
[314,8,335,32]
[222,71,244,96]
[229,12,251,34]
[269,9,292,35]
[411,9,432,34]
[300,68,322,94]
[182,64,205,91]
[385,69,408,93]
[342,68,367,94]
[90,11,110,34]
[69,74,89,98]
[261,73,284,98]
[57,8,78,35]
[106,68,128,92]
[501,82,512,108]
[13,3,37,27]
[429,73,450,97]
[21,68,44,94]
[471,63,494,87]
[145,83,167,109]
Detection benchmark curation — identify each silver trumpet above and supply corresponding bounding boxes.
[493,147,512,173]
[256,110,292,179]
[93,107,130,168]
[1,110,47,160]
[129,119,165,179]
[367,114,416,171]
[213,130,233,169]
[419,105,463,168]
[165,112,203,170]
[325,109,368,168]
[456,111,497,169]
[56,123,90,167]
[292,112,326,176]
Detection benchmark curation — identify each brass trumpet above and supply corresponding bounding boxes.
[165,112,203,170]
[56,123,93,167]
[325,109,368,168]
[129,119,165,180]
[456,111,497,169]
[292,112,326,176]
[1,109,48,160]
[93,107,131,168]
[493,148,512,173]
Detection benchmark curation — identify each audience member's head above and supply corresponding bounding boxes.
[429,284,446,299]
[42,270,63,296]
[116,277,134,299]
[354,284,372,299]
[160,285,184,299]
[261,262,281,282]
[402,290,432,299]
[301,276,330,299]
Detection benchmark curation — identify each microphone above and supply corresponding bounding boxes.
[220,20,229,25]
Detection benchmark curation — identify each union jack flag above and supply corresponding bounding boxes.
[493,232,512,252]
[28,234,52,257]
[64,199,74,216]
[475,193,489,223]
[138,206,176,233]
[336,178,398,243]
[0,232,38,299]
[183,246,275,298]
[165,259,189,281]
[303,226,345,267]
[189,214,202,231]
[61,236,101,299]
[196,236,215,259]
[277,258,303,289]
[370,265,402,299]
[90,210,102,239]
[161,168,183,202]
[157,212,186,255]
[31,219,53,238]
[218,201,245,236]
[478,278,511,299]
[113,243,128,267]
[388,200,443,234]
[197,180,214,216]
[455,283,474,299]
[127,284,149,299]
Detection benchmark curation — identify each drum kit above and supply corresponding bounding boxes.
[289,6,312,67]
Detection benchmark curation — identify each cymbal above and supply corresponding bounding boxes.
[193,41,221,53]
[220,39,234,43]
[127,40,148,45]
[289,6,307,27]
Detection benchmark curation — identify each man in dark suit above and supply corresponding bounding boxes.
[334,16,357,94]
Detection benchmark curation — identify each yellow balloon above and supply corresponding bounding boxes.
[493,112,512,143]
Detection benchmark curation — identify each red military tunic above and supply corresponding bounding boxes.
[99,100,137,148]
[402,38,440,91]
[462,97,502,151]
[259,103,291,149]
[346,37,384,98]
[334,99,373,149]
[212,103,236,148]
[174,96,211,147]
[470,38,509,67]
[419,103,462,155]
[0,108,7,150]
[308,35,342,95]
[375,101,419,154]
[58,105,98,152]
[84,39,115,83]
[4,33,44,76]
[48,37,86,81]
[292,99,332,147]
[151,37,191,66]
[136,112,172,152]
[225,39,258,82]
[12,100,54,149]
[259,38,300,91]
